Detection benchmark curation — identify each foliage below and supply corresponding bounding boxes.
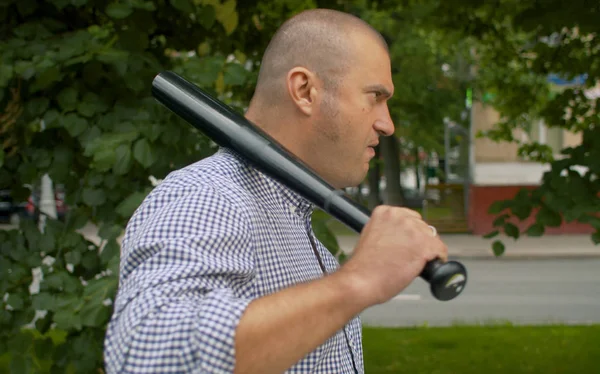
[355,2,470,207]
[426,0,600,249]
[0,0,344,371]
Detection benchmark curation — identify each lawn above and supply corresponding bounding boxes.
[362,324,600,373]
[2,324,598,372]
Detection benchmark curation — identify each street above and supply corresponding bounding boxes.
[3,222,599,327]
[360,258,600,327]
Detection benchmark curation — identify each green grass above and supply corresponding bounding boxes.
[362,324,600,373]
[418,206,455,220]
[3,325,598,372]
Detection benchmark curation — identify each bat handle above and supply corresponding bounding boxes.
[420,259,467,301]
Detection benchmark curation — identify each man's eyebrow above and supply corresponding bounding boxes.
[364,84,393,98]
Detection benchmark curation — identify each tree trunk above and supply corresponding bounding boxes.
[381,136,405,206]
[414,147,421,191]
[367,145,381,210]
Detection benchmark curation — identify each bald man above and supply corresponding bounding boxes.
[104,9,447,374]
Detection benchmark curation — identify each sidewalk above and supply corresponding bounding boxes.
[3,222,598,259]
[336,233,600,259]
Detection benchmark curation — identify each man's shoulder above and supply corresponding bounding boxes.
[157,149,248,195]
[122,149,256,243]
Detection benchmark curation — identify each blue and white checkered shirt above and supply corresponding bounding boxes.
[104,147,363,373]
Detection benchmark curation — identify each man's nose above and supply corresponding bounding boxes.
[374,105,395,136]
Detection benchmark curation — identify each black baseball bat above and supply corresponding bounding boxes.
[151,71,467,301]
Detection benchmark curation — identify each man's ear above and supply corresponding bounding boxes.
[287,67,318,116]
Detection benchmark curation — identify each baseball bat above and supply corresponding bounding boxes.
[151,70,467,301]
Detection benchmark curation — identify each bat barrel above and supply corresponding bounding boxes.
[151,71,467,301]
[151,71,370,231]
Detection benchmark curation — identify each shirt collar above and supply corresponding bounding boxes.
[219,147,315,217]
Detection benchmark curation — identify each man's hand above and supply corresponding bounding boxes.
[340,205,448,306]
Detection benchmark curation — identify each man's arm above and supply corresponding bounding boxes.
[235,267,368,374]
[234,205,449,374]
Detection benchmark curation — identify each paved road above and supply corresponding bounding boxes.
[360,258,600,327]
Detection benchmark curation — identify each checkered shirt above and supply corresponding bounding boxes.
[104,147,363,373]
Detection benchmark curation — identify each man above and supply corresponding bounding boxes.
[104,8,448,374]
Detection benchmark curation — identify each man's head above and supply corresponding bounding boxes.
[246,9,395,189]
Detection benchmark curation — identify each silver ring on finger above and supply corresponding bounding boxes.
[428,225,437,237]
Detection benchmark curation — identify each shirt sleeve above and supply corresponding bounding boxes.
[103,182,256,374]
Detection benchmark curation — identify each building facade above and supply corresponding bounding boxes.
[468,97,595,235]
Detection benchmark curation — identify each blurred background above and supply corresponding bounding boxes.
[1,0,598,373]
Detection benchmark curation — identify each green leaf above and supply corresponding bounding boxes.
[56,87,79,111]
[55,294,81,310]
[15,60,35,80]
[118,27,150,52]
[87,173,104,187]
[32,292,56,311]
[492,240,505,257]
[16,0,37,16]
[43,109,59,127]
[143,122,163,142]
[64,208,90,231]
[53,309,82,331]
[0,64,14,88]
[33,337,54,359]
[526,223,545,237]
[483,230,499,239]
[35,313,53,334]
[98,223,122,242]
[198,5,216,29]
[26,253,43,268]
[84,132,138,158]
[492,214,510,227]
[100,239,120,265]
[9,354,31,374]
[215,0,238,35]
[44,273,64,290]
[170,0,194,13]
[592,231,600,245]
[62,113,88,137]
[65,250,82,266]
[131,0,156,11]
[84,276,117,300]
[31,66,63,92]
[184,55,225,86]
[26,97,50,117]
[503,222,520,239]
[115,190,147,217]
[113,144,132,175]
[82,188,106,206]
[7,293,25,310]
[537,206,562,227]
[77,92,107,117]
[511,203,533,221]
[223,63,248,86]
[7,264,28,284]
[133,138,155,168]
[31,150,52,171]
[106,2,133,19]
[488,200,509,214]
[81,250,100,271]
[80,302,110,327]
[21,215,41,249]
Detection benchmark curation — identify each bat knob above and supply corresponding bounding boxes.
[420,259,467,301]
